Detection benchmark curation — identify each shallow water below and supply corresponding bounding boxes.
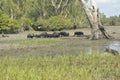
[61,39,120,54]
[78,40,120,54]
[108,41,120,51]
[0,38,120,56]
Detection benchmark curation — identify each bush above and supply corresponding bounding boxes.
[36,15,73,31]
[19,17,33,31]
[34,18,49,31]
[0,10,20,33]
[48,15,73,31]
[9,19,20,33]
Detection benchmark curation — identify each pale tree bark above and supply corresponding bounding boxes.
[10,8,14,19]
[51,0,69,15]
[51,0,63,14]
[60,0,69,14]
[80,0,111,40]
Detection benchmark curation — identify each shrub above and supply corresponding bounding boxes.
[7,19,20,33]
[35,18,49,31]
[48,15,73,31]
[0,10,20,33]
[19,17,33,31]
[36,15,73,31]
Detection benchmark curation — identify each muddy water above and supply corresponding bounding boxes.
[60,39,120,54]
[0,39,120,56]
[77,40,120,54]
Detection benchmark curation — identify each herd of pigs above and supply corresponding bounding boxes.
[27,31,84,38]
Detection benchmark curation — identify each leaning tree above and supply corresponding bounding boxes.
[80,0,112,40]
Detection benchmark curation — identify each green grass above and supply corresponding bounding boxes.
[0,53,120,80]
[0,38,63,45]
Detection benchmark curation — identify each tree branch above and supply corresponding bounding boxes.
[79,0,94,27]
[63,0,69,8]
[51,0,57,8]
[57,0,63,10]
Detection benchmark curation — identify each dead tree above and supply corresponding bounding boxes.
[80,0,112,40]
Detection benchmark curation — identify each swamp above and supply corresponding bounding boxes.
[0,26,120,80]
[0,0,120,79]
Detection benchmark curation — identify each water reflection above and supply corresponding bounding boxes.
[80,40,120,53]
[108,41,120,52]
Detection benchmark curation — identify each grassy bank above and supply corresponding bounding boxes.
[0,53,120,80]
[0,38,63,45]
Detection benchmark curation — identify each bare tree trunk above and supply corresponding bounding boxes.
[80,0,111,40]
[51,0,69,15]
[51,0,63,14]
[10,8,14,19]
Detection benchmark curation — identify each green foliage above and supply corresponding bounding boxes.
[36,15,73,31]
[0,53,120,80]
[0,13,10,30]
[19,17,33,30]
[101,14,120,26]
[35,18,49,30]
[0,10,19,33]
[1,0,120,33]
[8,19,20,33]
[48,15,73,30]
[0,0,88,32]
[4,38,63,45]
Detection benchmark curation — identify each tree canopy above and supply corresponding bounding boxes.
[0,0,119,33]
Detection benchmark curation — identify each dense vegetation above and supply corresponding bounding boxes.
[0,0,120,33]
[0,0,89,33]
[0,53,120,80]
[101,14,120,26]
[0,30,120,79]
